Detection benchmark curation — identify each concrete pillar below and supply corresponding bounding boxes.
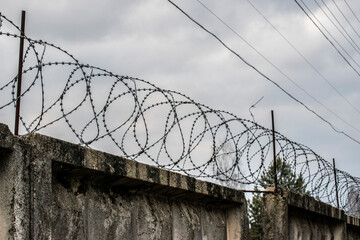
[29,157,53,240]
[0,124,30,240]
[261,187,288,240]
[0,123,251,240]
[226,202,250,240]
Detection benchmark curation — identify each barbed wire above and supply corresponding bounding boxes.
[0,13,359,217]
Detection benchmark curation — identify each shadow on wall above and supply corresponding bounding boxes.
[0,123,249,240]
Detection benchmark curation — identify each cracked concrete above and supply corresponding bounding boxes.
[0,123,249,239]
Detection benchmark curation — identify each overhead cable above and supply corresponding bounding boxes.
[302,0,360,68]
[196,0,360,132]
[343,0,360,25]
[316,0,360,54]
[168,0,360,145]
[295,0,360,78]
[245,0,360,115]
[330,0,360,40]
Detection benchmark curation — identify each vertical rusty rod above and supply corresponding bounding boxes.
[14,10,26,136]
[332,158,340,209]
[271,110,277,192]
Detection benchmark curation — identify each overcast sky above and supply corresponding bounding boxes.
[1,0,360,178]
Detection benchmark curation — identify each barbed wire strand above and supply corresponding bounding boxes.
[0,11,359,217]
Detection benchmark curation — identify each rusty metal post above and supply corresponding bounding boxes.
[14,10,26,136]
[271,110,277,192]
[332,158,340,209]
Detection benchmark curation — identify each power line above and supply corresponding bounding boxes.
[195,0,360,132]
[295,0,360,78]
[343,0,360,25]
[244,0,360,116]
[302,0,360,68]
[331,0,360,40]
[167,0,360,145]
[316,0,360,54]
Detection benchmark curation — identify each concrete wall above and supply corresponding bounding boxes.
[2,122,360,240]
[0,124,30,240]
[262,187,360,240]
[0,123,249,240]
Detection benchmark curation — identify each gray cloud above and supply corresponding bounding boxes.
[1,0,360,176]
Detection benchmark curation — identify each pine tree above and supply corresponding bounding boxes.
[249,186,262,240]
[249,158,308,239]
[258,158,307,194]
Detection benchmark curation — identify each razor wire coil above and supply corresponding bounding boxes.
[0,13,359,217]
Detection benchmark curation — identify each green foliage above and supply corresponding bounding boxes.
[258,157,307,194]
[249,186,262,240]
[249,158,308,240]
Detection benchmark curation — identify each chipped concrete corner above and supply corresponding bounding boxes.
[0,123,250,240]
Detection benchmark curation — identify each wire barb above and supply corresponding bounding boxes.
[0,11,359,218]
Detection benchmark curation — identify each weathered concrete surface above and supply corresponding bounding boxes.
[4,120,359,240]
[172,201,201,239]
[0,124,30,240]
[289,208,346,240]
[347,215,360,240]
[0,123,250,239]
[347,225,360,240]
[261,190,288,240]
[262,187,360,240]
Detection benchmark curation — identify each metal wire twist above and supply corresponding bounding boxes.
[0,13,359,217]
